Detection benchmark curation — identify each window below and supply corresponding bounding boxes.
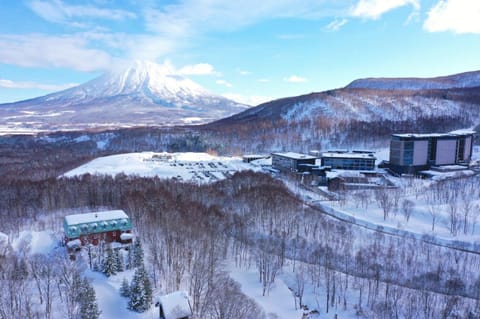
[402,141,414,165]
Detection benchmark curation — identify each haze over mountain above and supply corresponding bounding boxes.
[0,60,247,132]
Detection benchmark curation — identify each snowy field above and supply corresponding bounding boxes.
[64,152,261,183]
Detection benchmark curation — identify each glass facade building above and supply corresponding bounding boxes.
[320,151,376,171]
[389,131,474,174]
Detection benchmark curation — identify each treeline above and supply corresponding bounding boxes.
[1,104,476,181]
[1,171,480,318]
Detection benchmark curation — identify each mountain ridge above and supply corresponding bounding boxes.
[346,70,480,90]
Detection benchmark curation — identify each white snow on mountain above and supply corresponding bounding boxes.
[39,60,225,107]
[280,91,471,123]
[346,70,480,90]
[0,60,248,131]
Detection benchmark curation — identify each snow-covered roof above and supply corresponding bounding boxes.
[326,170,363,179]
[449,129,476,135]
[322,152,376,159]
[272,152,317,160]
[157,291,192,319]
[393,130,475,139]
[243,154,269,159]
[66,239,81,248]
[64,210,129,226]
[120,233,133,241]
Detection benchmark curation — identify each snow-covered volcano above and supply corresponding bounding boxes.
[0,60,248,132]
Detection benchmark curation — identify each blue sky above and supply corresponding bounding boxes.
[0,0,479,105]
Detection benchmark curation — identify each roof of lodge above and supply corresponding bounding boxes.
[322,151,376,159]
[393,130,475,139]
[271,152,317,160]
[242,154,270,158]
[64,210,129,226]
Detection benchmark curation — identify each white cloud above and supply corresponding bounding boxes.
[325,18,348,31]
[216,79,233,88]
[143,1,344,36]
[222,93,272,106]
[258,78,271,83]
[284,75,307,83]
[0,34,113,72]
[424,0,480,34]
[179,63,218,75]
[351,0,420,19]
[139,0,353,61]
[239,70,251,75]
[28,0,136,25]
[0,79,78,91]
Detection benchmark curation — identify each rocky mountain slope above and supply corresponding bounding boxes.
[0,60,247,131]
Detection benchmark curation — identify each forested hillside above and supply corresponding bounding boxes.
[1,170,480,318]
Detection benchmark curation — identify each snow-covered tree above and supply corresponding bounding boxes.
[78,278,101,319]
[103,247,117,277]
[114,249,124,272]
[131,237,144,269]
[128,264,152,312]
[120,277,130,298]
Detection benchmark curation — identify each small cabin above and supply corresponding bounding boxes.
[155,291,192,319]
[64,210,133,250]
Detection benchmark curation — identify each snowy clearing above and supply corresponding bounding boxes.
[63,152,260,183]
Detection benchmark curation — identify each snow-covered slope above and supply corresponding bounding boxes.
[346,70,480,90]
[216,87,480,125]
[0,60,248,131]
[64,152,260,183]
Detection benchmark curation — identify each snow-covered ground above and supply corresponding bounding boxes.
[64,152,260,183]
[14,147,473,318]
[5,228,328,319]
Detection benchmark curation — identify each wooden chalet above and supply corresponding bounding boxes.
[64,210,133,251]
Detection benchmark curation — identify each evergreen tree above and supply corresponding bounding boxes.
[128,264,152,312]
[103,247,117,277]
[131,237,144,269]
[114,249,124,272]
[78,278,101,319]
[126,247,132,270]
[120,277,130,298]
[142,265,153,308]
